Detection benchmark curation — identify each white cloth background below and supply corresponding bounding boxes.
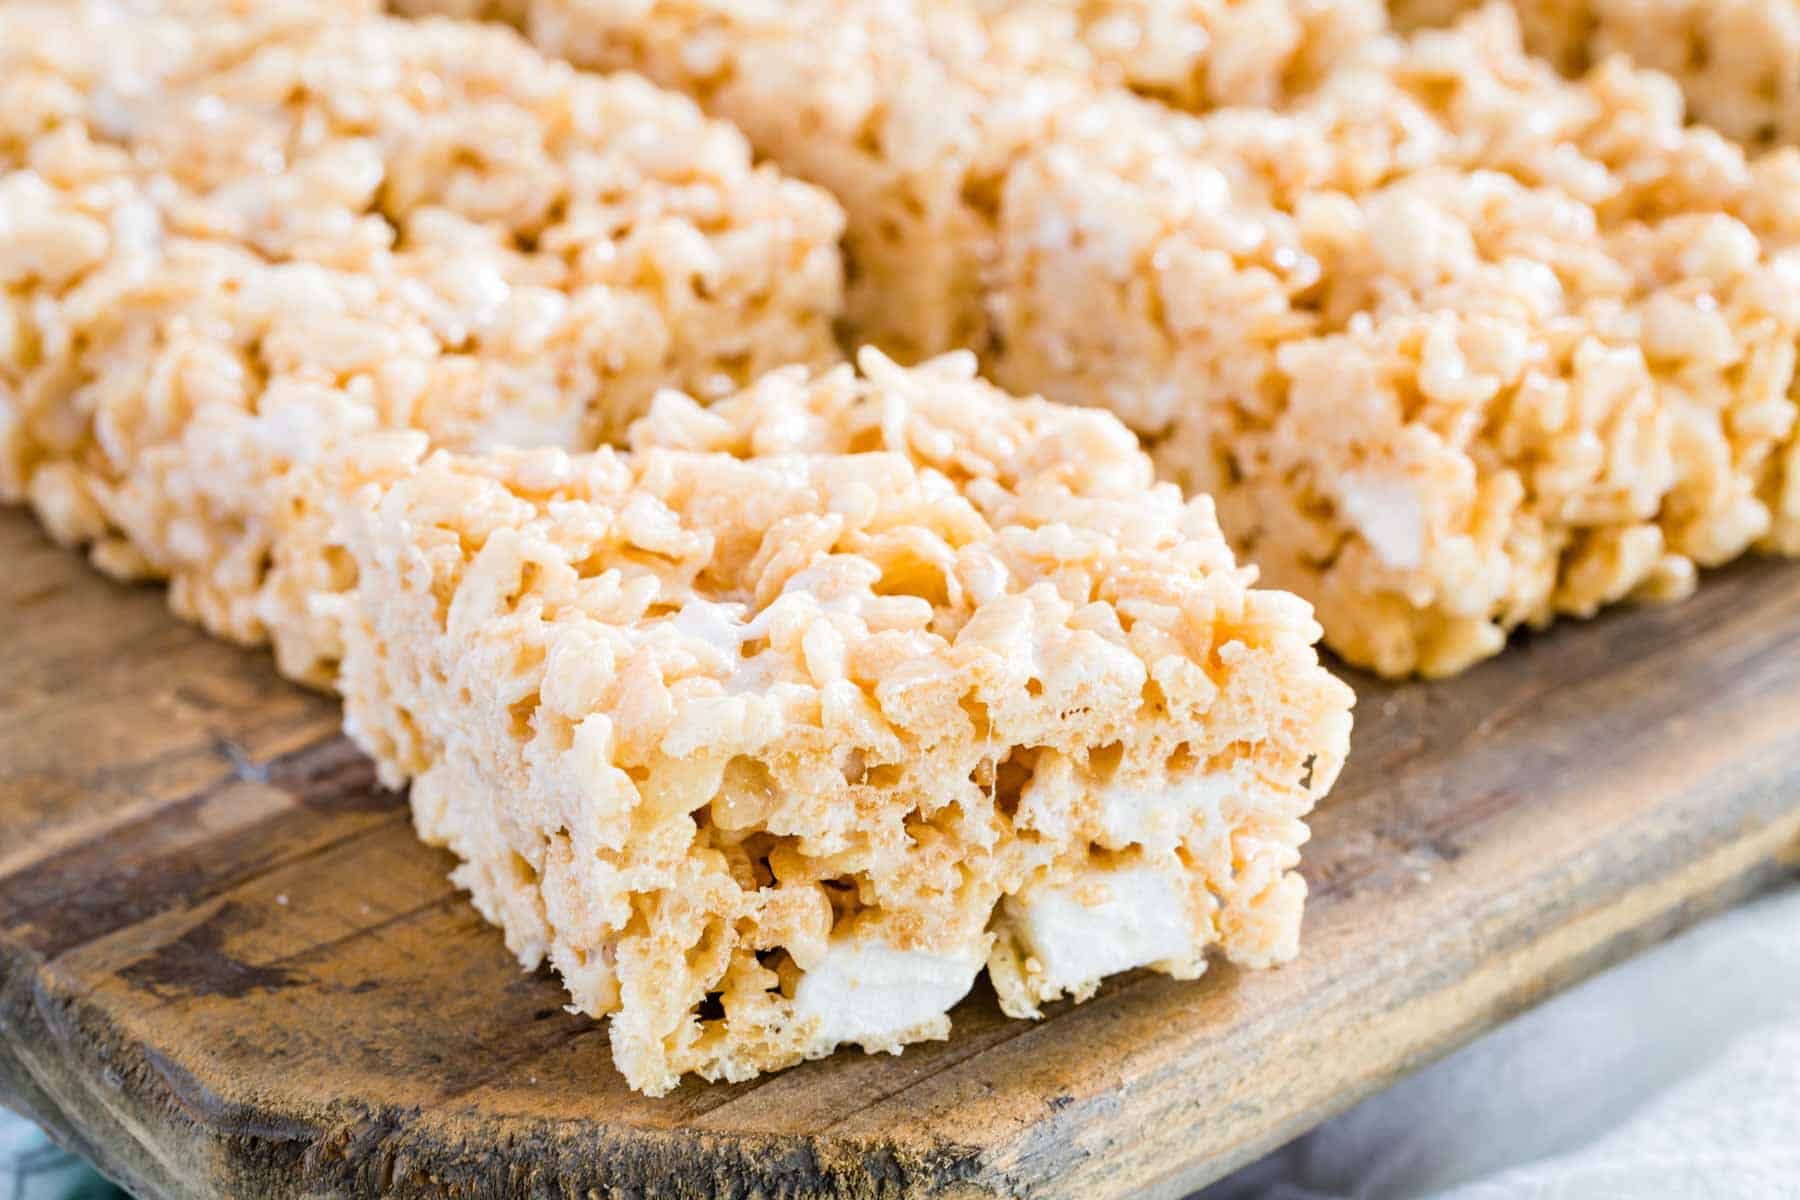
[1202,885,1800,1200]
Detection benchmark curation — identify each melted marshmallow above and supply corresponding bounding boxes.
[464,399,589,454]
[1338,473,1426,571]
[1008,868,1192,996]
[669,598,773,694]
[1096,770,1237,854]
[792,937,982,1048]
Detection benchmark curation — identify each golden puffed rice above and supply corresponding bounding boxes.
[981,0,1386,111]
[1393,0,1800,149]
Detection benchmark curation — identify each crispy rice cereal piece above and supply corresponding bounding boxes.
[0,0,379,173]
[991,7,1800,675]
[406,0,1385,362]
[1392,0,1800,148]
[0,2,842,683]
[333,350,1353,1095]
[389,0,527,16]
[976,0,1388,111]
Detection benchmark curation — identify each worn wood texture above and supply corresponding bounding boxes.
[1,507,1797,1200]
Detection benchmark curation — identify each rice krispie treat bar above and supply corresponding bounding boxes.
[404,0,1386,362]
[1,0,842,684]
[4,1,843,431]
[333,350,1354,1095]
[990,7,1800,675]
[1392,0,1800,148]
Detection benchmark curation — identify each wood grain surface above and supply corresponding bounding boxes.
[1,506,1797,1200]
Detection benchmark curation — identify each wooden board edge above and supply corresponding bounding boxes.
[1,933,999,1200]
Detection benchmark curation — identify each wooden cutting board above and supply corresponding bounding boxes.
[1,506,1796,1200]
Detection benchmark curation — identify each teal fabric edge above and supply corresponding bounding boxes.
[1,1112,128,1200]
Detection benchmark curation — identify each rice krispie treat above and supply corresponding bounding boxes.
[333,350,1354,1095]
[0,0,843,684]
[1392,0,1800,148]
[404,0,1387,362]
[991,7,1800,675]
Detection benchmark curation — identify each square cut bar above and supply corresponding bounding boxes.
[0,0,843,684]
[333,350,1355,1095]
[1393,0,1800,148]
[405,0,1385,363]
[991,7,1800,675]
